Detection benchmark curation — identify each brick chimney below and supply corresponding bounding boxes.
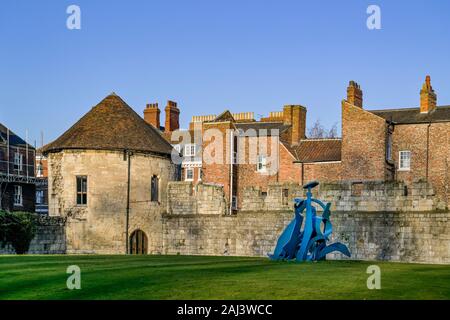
[347,81,363,108]
[283,105,307,146]
[420,75,437,114]
[143,103,160,129]
[165,100,180,132]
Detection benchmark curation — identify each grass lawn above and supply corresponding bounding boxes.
[0,255,449,300]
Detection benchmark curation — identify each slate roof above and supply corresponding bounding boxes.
[286,139,342,163]
[42,93,173,156]
[369,105,450,124]
[0,123,34,149]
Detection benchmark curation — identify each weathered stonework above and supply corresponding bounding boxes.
[162,181,449,264]
[161,211,449,264]
[48,149,178,254]
[0,214,66,254]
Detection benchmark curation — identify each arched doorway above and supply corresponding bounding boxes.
[129,229,148,254]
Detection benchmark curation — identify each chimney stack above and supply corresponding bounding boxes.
[165,100,180,132]
[283,105,307,146]
[347,81,363,108]
[420,75,437,114]
[144,103,160,129]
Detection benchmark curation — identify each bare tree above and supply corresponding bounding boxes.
[307,120,339,138]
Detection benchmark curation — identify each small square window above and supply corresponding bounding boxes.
[257,155,267,173]
[185,168,194,181]
[399,151,411,171]
[184,144,196,157]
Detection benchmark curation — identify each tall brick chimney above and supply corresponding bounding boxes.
[420,75,437,114]
[165,100,180,132]
[143,103,160,129]
[283,105,306,146]
[347,81,363,108]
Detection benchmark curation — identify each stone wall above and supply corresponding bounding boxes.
[0,214,66,254]
[240,181,437,212]
[48,149,178,254]
[162,211,450,264]
[164,180,449,264]
[167,182,227,215]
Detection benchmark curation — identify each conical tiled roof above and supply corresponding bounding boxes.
[42,94,173,156]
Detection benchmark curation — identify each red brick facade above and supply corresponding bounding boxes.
[151,75,450,211]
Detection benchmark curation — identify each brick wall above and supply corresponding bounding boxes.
[341,101,388,181]
[392,122,450,209]
[301,161,342,184]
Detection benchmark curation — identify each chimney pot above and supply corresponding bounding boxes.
[420,75,437,114]
[347,80,363,108]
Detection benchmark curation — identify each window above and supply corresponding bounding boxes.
[36,163,43,177]
[184,144,196,157]
[36,190,44,204]
[185,168,194,181]
[14,185,22,206]
[151,175,159,202]
[399,151,411,171]
[386,134,392,161]
[231,196,237,210]
[257,155,267,173]
[76,176,87,205]
[14,152,23,172]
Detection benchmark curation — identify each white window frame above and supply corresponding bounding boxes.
[36,163,43,177]
[36,190,44,204]
[256,155,267,173]
[14,185,23,206]
[14,152,23,172]
[185,168,194,181]
[399,151,411,171]
[184,144,196,157]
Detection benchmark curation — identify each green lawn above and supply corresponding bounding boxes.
[0,255,449,300]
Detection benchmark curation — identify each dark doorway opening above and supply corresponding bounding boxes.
[129,229,148,254]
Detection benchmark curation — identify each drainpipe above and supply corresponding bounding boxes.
[229,130,233,215]
[426,122,431,182]
[125,150,132,254]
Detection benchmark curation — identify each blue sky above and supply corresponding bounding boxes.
[1,0,449,145]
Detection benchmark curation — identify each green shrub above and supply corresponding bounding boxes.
[0,211,36,254]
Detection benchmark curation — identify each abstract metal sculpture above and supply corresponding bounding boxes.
[269,181,351,262]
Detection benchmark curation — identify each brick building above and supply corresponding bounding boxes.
[0,123,40,212]
[144,75,449,211]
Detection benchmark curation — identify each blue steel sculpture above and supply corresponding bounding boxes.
[269,181,351,262]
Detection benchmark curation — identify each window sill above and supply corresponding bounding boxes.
[397,169,411,172]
